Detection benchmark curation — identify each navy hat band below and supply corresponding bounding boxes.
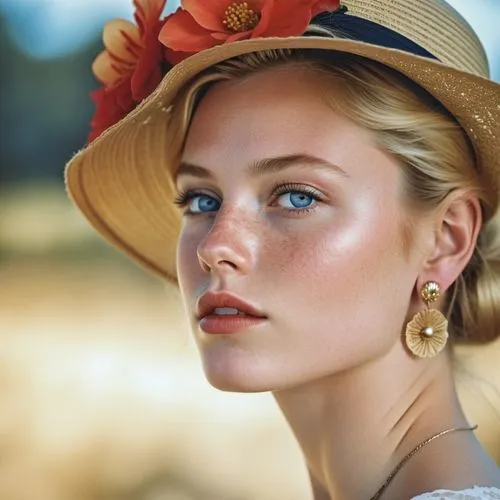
[311,10,440,62]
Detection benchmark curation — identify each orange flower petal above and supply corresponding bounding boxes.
[311,0,341,17]
[182,0,228,30]
[131,42,164,100]
[224,30,254,42]
[255,0,312,37]
[92,51,124,85]
[134,0,166,34]
[131,63,163,101]
[102,19,142,64]
[160,10,219,52]
[211,30,236,41]
[88,79,133,142]
[251,0,273,37]
[164,46,194,64]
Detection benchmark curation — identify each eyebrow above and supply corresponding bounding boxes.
[174,154,349,183]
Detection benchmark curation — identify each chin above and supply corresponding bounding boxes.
[201,361,271,393]
[206,374,267,393]
[199,349,282,393]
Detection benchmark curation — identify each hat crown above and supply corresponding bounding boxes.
[343,0,489,77]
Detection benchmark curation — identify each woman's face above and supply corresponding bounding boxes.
[176,66,422,392]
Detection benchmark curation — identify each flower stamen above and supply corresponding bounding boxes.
[222,2,260,32]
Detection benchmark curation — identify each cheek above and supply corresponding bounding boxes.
[266,212,397,285]
[269,209,413,337]
[177,228,204,296]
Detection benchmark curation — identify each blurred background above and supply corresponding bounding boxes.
[0,1,499,499]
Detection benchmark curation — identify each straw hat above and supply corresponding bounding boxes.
[65,0,500,282]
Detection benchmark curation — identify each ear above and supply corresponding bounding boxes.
[418,189,482,293]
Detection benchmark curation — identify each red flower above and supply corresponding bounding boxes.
[159,0,341,55]
[88,0,169,143]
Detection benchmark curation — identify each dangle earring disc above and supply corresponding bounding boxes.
[405,281,449,358]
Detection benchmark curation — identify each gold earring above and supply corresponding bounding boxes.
[405,281,449,358]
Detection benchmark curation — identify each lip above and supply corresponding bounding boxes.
[200,315,267,335]
[196,291,268,335]
[196,291,267,320]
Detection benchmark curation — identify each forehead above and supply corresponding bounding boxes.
[181,66,389,182]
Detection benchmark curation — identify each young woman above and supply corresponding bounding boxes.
[66,0,500,498]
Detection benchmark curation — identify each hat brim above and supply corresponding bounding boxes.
[65,36,500,282]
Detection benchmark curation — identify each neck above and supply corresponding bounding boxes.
[272,345,467,500]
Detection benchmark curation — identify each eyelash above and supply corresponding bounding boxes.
[271,183,323,214]
[174,183,325,216]
[174,190,211,211]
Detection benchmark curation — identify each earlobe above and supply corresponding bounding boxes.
[420,190,482,293]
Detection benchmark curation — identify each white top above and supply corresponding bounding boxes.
[412,486,500,499]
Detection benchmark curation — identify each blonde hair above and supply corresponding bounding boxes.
[170,49,500,344]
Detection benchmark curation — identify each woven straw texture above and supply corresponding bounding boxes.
[346,0,489,76]
[65,0,500,282]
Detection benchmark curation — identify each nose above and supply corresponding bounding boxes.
[197,208,257,276]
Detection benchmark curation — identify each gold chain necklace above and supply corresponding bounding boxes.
[369,424,478,500]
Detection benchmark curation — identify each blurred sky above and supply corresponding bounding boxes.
[0,0,499,80]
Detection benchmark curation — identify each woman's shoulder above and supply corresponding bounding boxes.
[412,486,500,499]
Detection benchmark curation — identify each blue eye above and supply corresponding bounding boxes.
[175,191,220,214]
[188,195,220,213]
[277,191,316,210]
[175,185,322,216]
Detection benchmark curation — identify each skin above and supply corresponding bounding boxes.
[175,67,500,499]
